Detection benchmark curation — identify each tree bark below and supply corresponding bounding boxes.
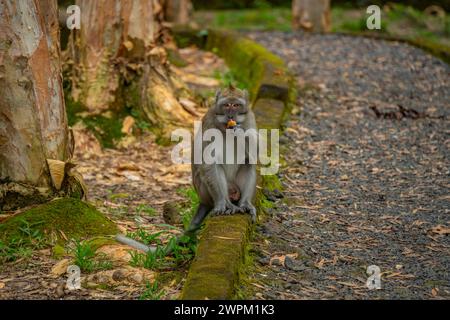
[292,0,331,33]
[68,0,193,139]
[163,0,193,25]
[0,0,79,210]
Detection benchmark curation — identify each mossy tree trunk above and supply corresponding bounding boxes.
[0,0,78,210]
[68,0,193,139]
[292,0,331,33]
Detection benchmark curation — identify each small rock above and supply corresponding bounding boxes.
[162,202,182,225]
[272,189,284,199]
[284,256,307,272]
[55,283,65,298]
[129,272,143,284]
[112,269,127,282]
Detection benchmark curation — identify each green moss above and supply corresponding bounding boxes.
[0,198,117,246]
[65,95,126,148]
[52,244,66,259]
[65,96,87,127]
[156,270,185,288]
[206,30,285,101]
[87,237,117,251]
[172,28,209,48]
[181,214,251,299]
[261,174,282,192]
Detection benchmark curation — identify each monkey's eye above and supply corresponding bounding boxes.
[232,103,241,108]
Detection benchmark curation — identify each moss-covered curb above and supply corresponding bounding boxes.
[179,29,296,300]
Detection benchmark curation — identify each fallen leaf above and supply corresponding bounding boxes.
[51,259,70,277]
[121,116,135,135]
[430,225,450,235]
[315,258,325,269]
[269,253,298,267]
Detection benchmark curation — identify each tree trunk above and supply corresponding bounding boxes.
[0,0,80,210]
[68,0,193,139]
[163,0,193,25]
[292,0,331,33]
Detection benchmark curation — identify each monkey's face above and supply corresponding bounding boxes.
[214,91,249,130]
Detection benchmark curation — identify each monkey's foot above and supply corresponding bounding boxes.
[211,201,243,216]
[239,201,257,223]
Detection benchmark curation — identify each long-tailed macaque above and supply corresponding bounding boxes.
[186,85,257,235]
[116,86,257,252]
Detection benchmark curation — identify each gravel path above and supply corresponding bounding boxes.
[247,32,450,299]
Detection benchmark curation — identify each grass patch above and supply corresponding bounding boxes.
[135,204,157,217]
[177,187,200,231]
[127,227,197,271]
[139,280,165,300]
[70,239,113,273]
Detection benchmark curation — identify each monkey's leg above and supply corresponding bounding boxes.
[204,165,242,215]
[235,164,257,222]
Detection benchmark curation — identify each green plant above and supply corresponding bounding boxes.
[129,246,166,269]
[177,187,199,230]
[135,204,157,216]
[130,109,152,131]
[139,280,165,300]
[165,235,197,264]
[126,229,165,246]
[71,240,113,272]
[0,219,46,263]
[128,233,197,270]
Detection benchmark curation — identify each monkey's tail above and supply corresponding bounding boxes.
[115,204,210,254]
[115,234,156,253]
[184,203,210,237]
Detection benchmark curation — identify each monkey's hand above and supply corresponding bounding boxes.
[239,201,257,223]
[211,200,243,216]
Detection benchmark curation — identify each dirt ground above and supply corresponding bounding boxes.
[246,32,449,300]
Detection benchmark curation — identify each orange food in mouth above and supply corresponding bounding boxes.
[227,119,237,128]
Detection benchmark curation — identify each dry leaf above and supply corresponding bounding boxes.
[51,259,70,277]
[46,159,66,190]
[431,288,439,296]
[123,40,133,51]
[430,225,450,235]
[269,253,298,266]
[315,258,325,269]
[121,116,135,135]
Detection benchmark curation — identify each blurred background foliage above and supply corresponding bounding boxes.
[191,1,450,48]
[192,1,449,11]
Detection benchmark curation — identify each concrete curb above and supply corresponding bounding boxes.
[176,29,296,300]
